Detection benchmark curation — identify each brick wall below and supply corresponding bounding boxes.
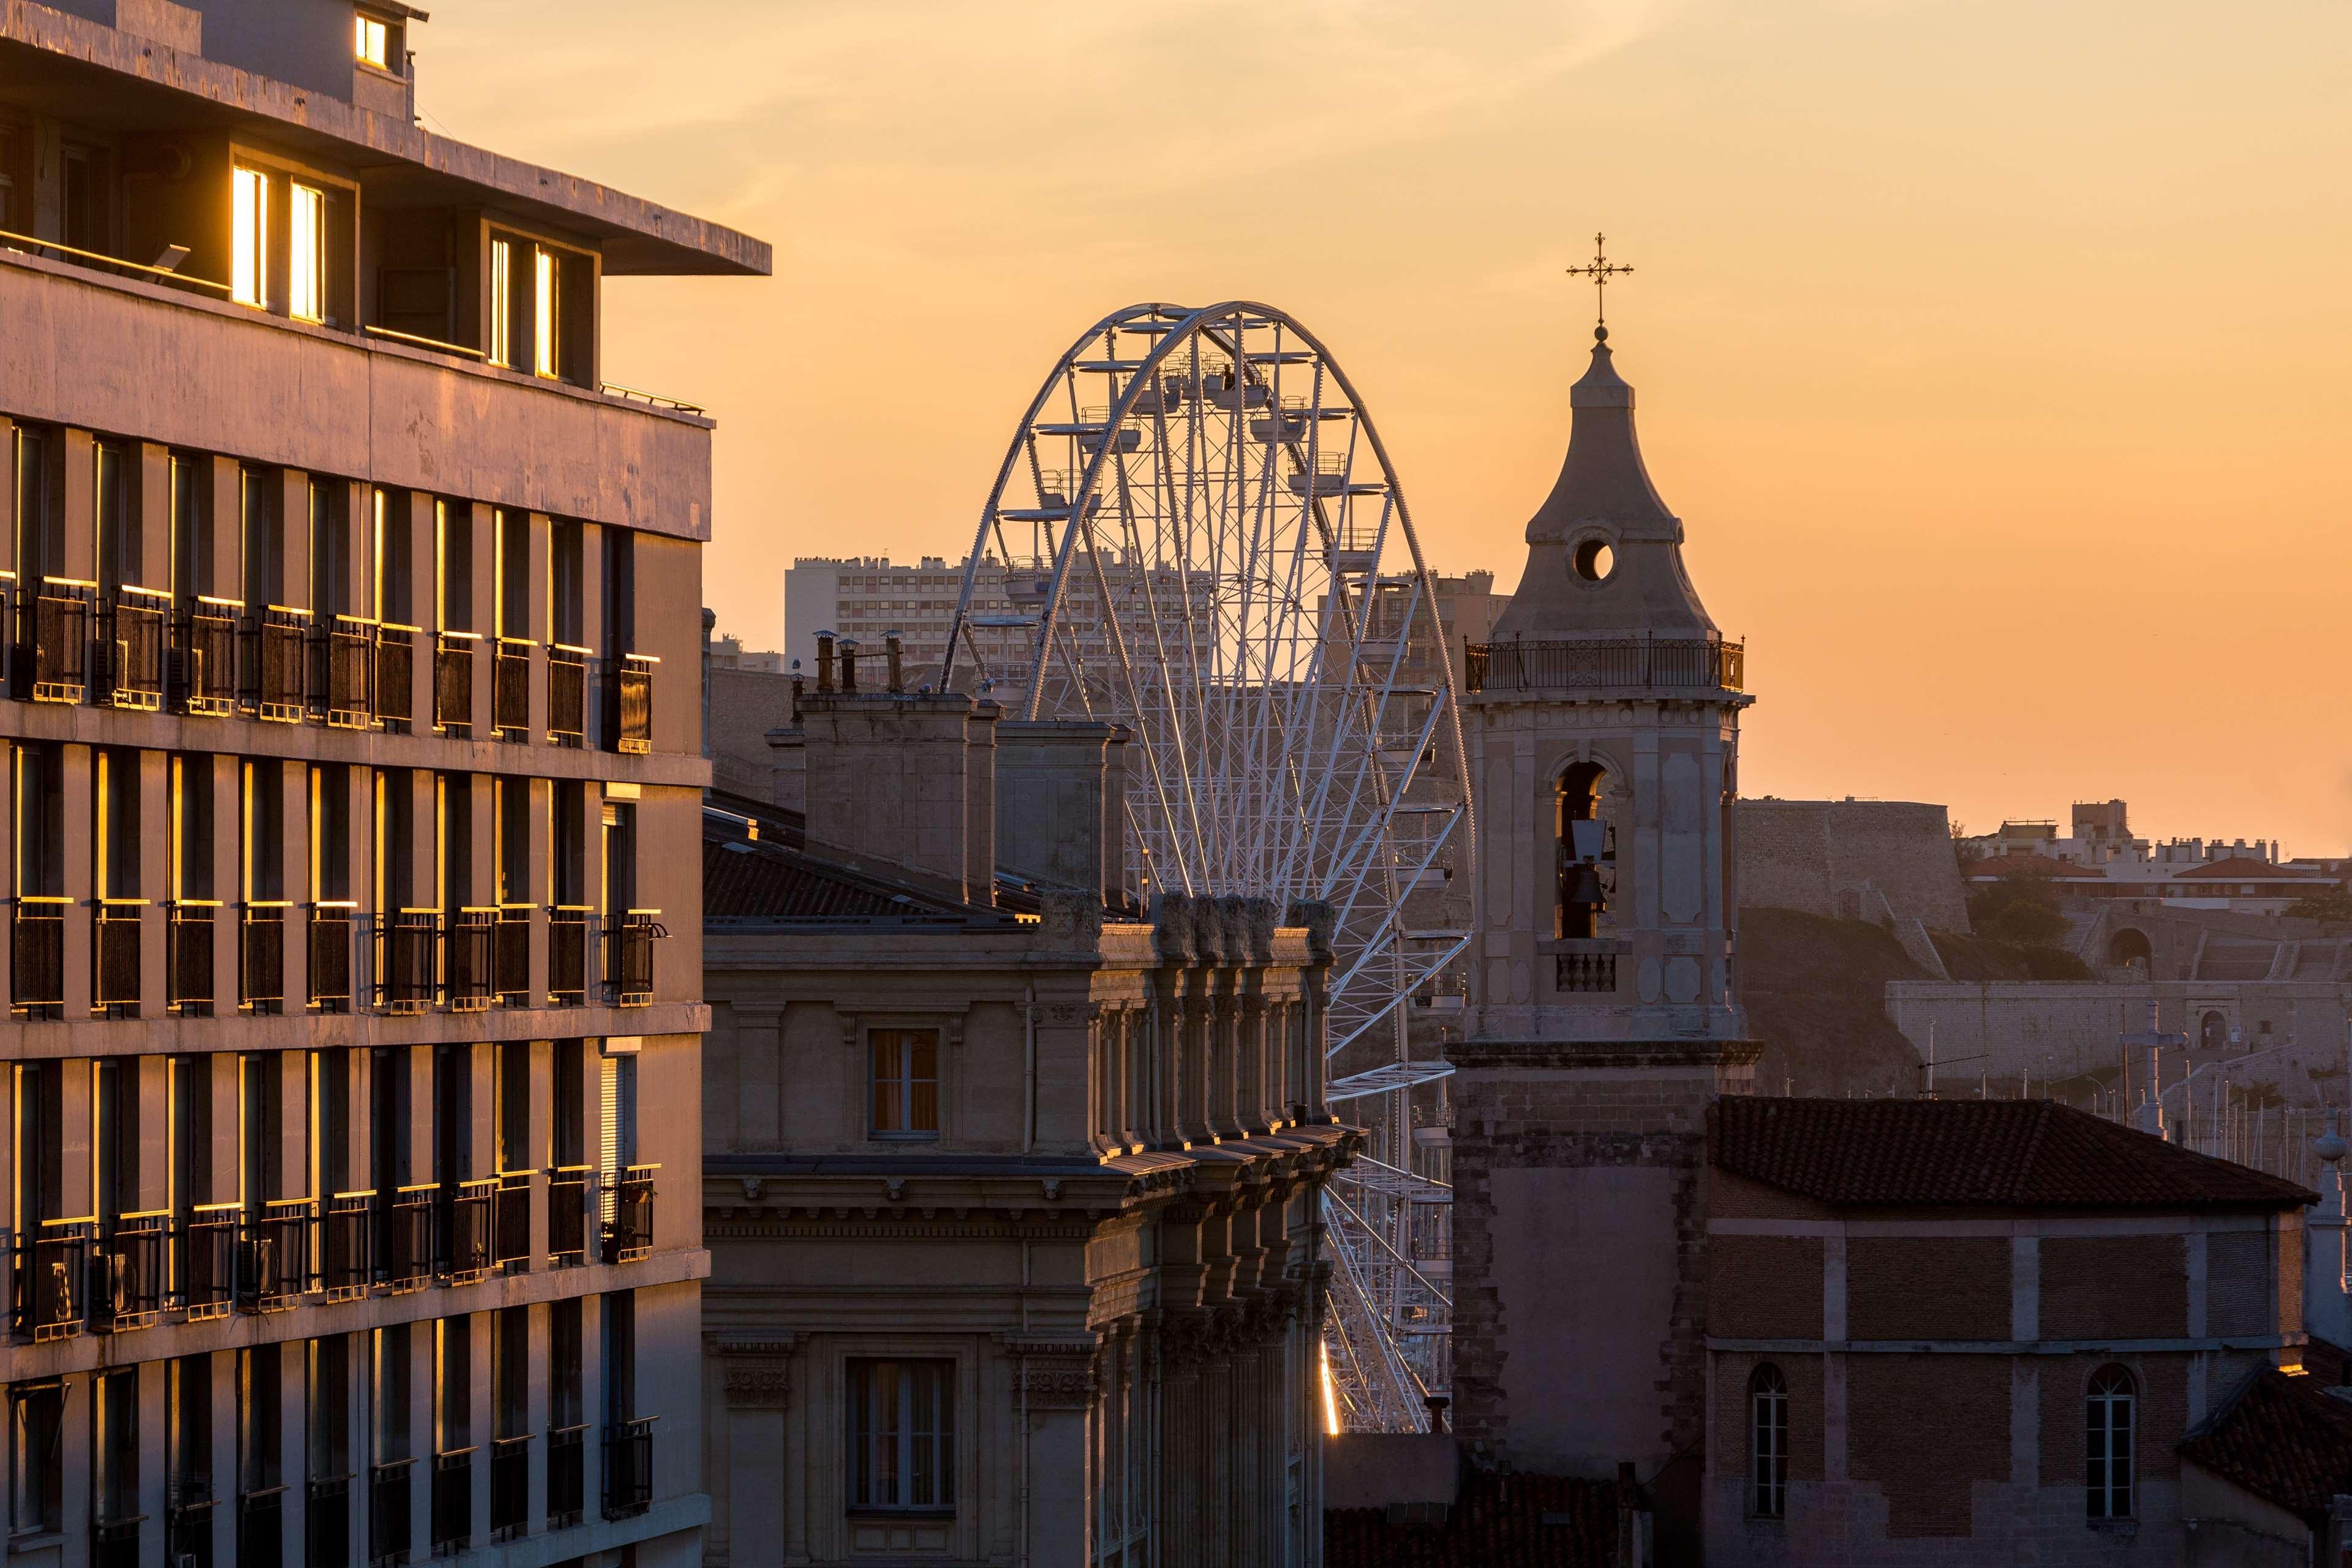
[1848,1353,2011,1536]
[2206,1229,2273,1338]
[1738,798,1970,932]
[1847,1237,2011,1341]
[2041,1235,2187,1340]
[1709,1235,1824,1339]
[2038,1352,2191,1486]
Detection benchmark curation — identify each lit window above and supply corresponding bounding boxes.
[288,183,325,322]
[846,1360,953,1512]
[488,237,514,366]
[533,246,560,378]
[869,1030,939,1137]
[355,13,388,69]
[2086,1365,2135,1519]
[1749,1364,1788,1518]
[231,166,268,307]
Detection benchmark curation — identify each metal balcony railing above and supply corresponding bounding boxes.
[380,1185,435,1291]
[434,630,478,732]
[240,902,288,1014]
[240,1198,312,1311]
[1463,636,1746,695]
[368,1460,412,1568]
[94,898,144,1014]
[19,576,94,703]
[99,586,168,709]
[612,652,655,753]
[490,1436,530,1541]
[11,1216,93,1341]
[308,902,355,1012]
[306,1474,352,1568]
[494,1170,533,1271]
[443,1177,496,1282]
[178,596,241,715]
[374,622,417,729]
[494,905,530,1004]
[548,643,588,743]
[92,1515,143,1568]
[254,605,311,722]
[449,907,495,1011]
[606,910,663,1006]
[237,1486,284,1568]
[96,1209,166,1329]
[10,896,67,1017]
[323,614,375,727]
[548,906,590,1004]
[322,1192,374,1300]
[169,900,219,1014]
[380,910,437,1014]
[179,1201,239,1318]
[494,636,532,736]
[546,1425,587,1528]
[431,1450,473,1554]
[605,1164,656,1264]
[167,1483,216,1568]
[601,1417,655,1520]
[548,1166,591,1268]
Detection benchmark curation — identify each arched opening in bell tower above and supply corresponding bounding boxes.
[1556,761,1610,940]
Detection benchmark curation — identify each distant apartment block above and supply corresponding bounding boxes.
[0,8,764,1568]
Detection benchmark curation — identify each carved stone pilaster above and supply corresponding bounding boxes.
[715,1336,797,1408]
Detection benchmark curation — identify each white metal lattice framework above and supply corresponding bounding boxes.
[944,302,1468,1430]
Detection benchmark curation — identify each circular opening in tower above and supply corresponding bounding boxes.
[1572,538,1615,582]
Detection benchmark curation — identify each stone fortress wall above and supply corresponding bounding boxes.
[1736,797,1970,977]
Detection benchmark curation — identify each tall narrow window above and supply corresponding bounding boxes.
[532,247,559,379]
[289,183,325,322]
[2086,1366,2135,1519]
[846,1360,954,1512]
[1749,1364,1788,1519]
[170,453,205,601]
[487,238,514,368]
[96,440,134,594]
[232,167,269,308]
[869,1030,940,1138]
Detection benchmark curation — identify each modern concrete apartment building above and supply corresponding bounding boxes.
[0,8,764,1568]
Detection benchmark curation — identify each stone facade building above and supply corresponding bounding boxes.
[0,7,761,1568]
[699,666,1351,1566]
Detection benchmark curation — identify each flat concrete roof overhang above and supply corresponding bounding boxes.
[0,5,771,277]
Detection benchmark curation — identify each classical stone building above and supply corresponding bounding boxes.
[1,7,762,1568]
[700,658,1351,1566]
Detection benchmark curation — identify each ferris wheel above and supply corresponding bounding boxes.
[944,301,1468,1430]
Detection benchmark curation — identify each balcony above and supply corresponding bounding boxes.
[443,1177,496,1283]
[309,902,355,1012]
[549,906,590,1004]
[17,576,93,703]
[549,643,589,743]
[238,1487,285,1568]
[495,636,532,736]
[239,902,288,1014]
[368,1460,412,1568]
[605,910,663,1006]
[92,1516,142,1568]
[10,896,67,1018]
[254,605,311,722]
[612,652,656,753]
[11,1216,92,1341]
[547,1425,587,1529]
[1464,636,1746,695]
[322,1192,374,1301]
[434,630,478,733]
[494,1170,533,1272]
[179,1202,239,1319]
[490,1436,530,1542]
[323,614,375,727]
[380,1185,435,1292]
[494,905,531,1004]
[605,1163,657,1264]
[240,1198,312,1311]
[307,1474,352,1568]
[1551,938,1628,995]
[447,907,495,1012]
[177,597,241,715]
[169,901,219,1015]
[374,622,417,729]
[431,1449,473,1555]
[99,586,169,709]
[380,910,437,1014]
[602,1417,655,1520]
[96,1210,166,1330]
[95,898,144,1015]
[167,1483,216,1568]
[548,1166,590,1267]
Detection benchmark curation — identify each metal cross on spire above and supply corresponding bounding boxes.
[1564,232,1633,337]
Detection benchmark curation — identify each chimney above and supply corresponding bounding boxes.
[996,721,1129,903]
[800,685,982,903]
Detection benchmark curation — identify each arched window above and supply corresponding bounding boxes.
[2199,1011,2228,1052]
[2086,1365,2135,1519]
[1749,1364,1788,1519]
[1556,763,1609,940]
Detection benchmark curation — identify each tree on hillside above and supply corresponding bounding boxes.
[1967,868,2068,944]
[2285,886,2352,925]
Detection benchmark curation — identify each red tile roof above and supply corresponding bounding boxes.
[2180,1366,2352,1526]
[1967,851,2092,880]
[1325,1471,1620,1568]
[2174,856,2325,881]
[1712,1098,2316,1209]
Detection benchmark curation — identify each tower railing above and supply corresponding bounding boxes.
[1463,636,1743,695]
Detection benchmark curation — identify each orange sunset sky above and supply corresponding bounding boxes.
[422,1,2352,853]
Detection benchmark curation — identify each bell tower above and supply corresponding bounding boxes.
[1448,300,1757,1554]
